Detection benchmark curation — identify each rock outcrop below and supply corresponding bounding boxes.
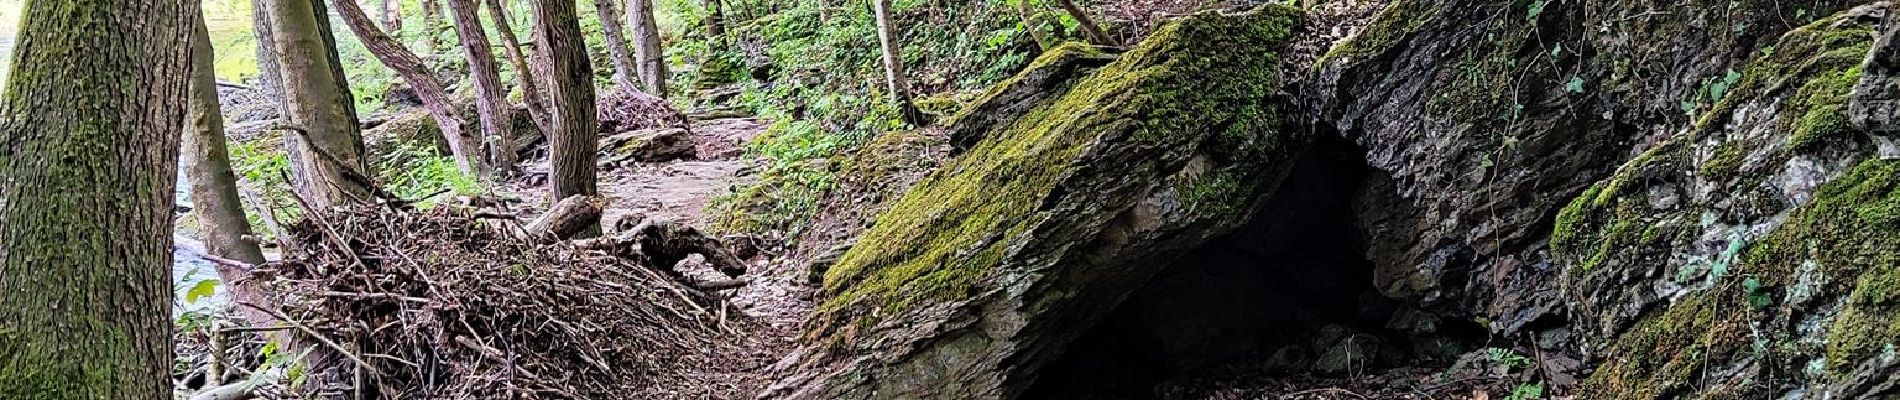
[765,7,1307,399]
[1556,4,1900,398]
[766,0,1900,398]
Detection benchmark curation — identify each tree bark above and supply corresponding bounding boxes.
[379,0,402,31]
[525,195,606,241]
[533,0,602,213]
[420,0,445,53]
[1053,0,1111,46]
[625,0,667,96]
[251,0,284,102]
[592,0,643,93]
[334,0,487,177]
[187,14,270,265]
[704,0,725,40]
[0,0,193,395]
[447,0,519,177]
[486,0,553,136]
[268,0,375,210]
[871,0,922,125]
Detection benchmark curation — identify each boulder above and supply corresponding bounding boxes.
[764,7,1306,399]
[599,127,697,165]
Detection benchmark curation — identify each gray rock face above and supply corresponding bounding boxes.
[1851,13,1900,135]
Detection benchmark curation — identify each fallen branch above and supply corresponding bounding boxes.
[525,195,606,241]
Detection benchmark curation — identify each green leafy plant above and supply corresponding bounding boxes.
[1506,382,1545,400]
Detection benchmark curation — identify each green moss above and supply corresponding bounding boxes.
[1690,14,1875,133]
[1700,141,1746,182]
[1738,160,1900,373]
[1315,0,1433,67]
[1785,66,1863,151]
[816,7,1302,314]
[1580,290,1752,399]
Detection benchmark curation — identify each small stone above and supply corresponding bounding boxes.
[1314,333,1381,374]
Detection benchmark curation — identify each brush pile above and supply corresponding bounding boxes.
[254,204,757,399]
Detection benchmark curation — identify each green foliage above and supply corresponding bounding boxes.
[1486,347,1533,368]
[1506,382,1545,400]
[377,143,483,203]
[704,0,1037,235]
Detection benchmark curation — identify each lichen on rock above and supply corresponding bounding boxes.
[1553,4,1899,397]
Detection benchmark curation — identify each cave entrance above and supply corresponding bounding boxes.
[1024,135,1482,399]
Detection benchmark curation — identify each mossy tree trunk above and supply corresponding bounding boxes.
[335,0,487,178]
[267,0,374,209]
[592,0,644,93]
[0,0,195,395]
[485,0,553,136]
[533,0,602,209]
[447,0,519,176]
[187,12,269,265]
[625,0,667,96]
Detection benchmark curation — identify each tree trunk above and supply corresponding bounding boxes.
[486,0,553,136]
[592,0,643,93]
[268,0,375,210]
[704,0,725,39]
[0,0,193,395]
[420,0,444,53]
[532,0,602,210]
[1053,0,1110,46]
[871,0,922,125]
[334,0,487,177]
[187,14,270,265]
[379,0,402,31]
[446,0,518,176]
[252,0,283,102]
[625,0,667,96]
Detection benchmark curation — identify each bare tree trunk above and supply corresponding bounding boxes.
[704,0,725,39]
[592,0,643,93]
[187,14,269,265]
[420,0,445,53]
[487,0,552,136]
[447,0,519,176]
[533,0,602,212]
[1053,0,1110,46]
[0,0,193,394]
[334,0,487,177]
[379,0,402,31]
[1016,0,1050,51]
[625,0,667,96]
[252,0,283,102]
[269,0,375,209]
[871,0,922,125]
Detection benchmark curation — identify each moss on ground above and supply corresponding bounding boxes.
[816,6,1302,315]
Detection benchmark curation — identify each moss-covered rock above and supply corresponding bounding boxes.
[764,7,1305,399]
[1553,4,1897,398]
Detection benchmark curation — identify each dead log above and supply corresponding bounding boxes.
[619,216,749,278]
[525,195,605,241]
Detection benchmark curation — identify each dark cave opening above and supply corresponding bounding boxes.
[1024,135,1486,399]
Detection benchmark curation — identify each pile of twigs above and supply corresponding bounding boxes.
[597,90,691,134]
[256,205,749,399]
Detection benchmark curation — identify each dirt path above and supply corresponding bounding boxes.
[517,116,812,332]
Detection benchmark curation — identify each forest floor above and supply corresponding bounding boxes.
[505,115,814,396]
